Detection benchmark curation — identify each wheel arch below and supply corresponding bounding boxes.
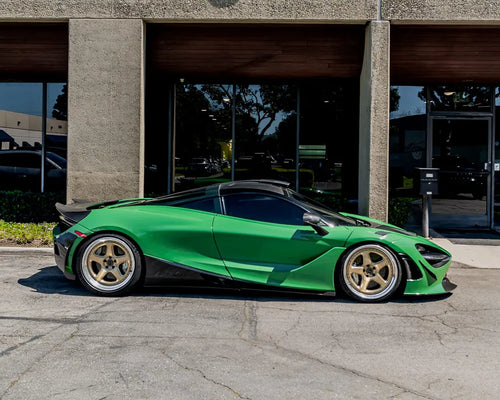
[334,240,408,299]
[70,229,146,281]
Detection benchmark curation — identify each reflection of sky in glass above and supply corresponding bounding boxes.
[0,83,42,116]
[496,87,500,106]
[390,86,426,119]
[0,83,66,117]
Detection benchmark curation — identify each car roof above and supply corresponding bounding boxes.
[218,180,290,196]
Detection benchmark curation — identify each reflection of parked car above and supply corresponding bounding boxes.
[186,157,221,177]
[0,150,66,192]
[432,155,487,199]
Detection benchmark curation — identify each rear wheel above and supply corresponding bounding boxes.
[338,244,402,302]
[75,234,143,296]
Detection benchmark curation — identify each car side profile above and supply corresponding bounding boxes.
[53,180,455,302]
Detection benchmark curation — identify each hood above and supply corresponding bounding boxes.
[340,212,417,237]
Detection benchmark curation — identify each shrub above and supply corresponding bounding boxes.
[388,197,414,228]
[0,191,65,223]
[0,220,56,245]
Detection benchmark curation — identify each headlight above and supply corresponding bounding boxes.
[416,244,450,268]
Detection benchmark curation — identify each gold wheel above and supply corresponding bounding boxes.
[341,244,401,302]
[80,236,137,294]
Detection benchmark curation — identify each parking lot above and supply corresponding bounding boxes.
[0,249,499,400]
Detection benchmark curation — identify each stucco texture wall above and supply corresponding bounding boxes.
[67,19,144,203]
[383,0,500,23]
[0,0,377,22]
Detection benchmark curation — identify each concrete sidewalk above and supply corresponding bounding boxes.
[429,237,500,269]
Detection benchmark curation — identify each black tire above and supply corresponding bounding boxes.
[337,244,402,302]
[75,233,143,296]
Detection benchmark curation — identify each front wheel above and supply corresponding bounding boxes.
[75,234,143,296]
[338,244,402,302]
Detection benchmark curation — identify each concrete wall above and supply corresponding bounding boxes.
[2,1,500,23]
[67,19,144,203]
[0,0,377,22]
[358,21,390,222]
[383,1,500,23]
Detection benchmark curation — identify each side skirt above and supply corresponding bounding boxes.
[143,255,335,297]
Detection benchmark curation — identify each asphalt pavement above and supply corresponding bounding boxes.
[0,246,498,400]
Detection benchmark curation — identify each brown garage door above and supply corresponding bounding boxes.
[148,24,365,79]
[0,23,68,81]
[391,25,500,84]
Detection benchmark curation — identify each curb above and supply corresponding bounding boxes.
[0,246,53,254]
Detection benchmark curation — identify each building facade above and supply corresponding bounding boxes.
[0,0,499,230]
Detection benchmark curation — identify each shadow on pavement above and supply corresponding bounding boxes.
[18,265,451,303]
[18,265,90,296]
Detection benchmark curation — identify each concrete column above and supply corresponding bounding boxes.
[358,21,390,222]
[67,19,144,203]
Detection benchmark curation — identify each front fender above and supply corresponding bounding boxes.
[342,228,453,295]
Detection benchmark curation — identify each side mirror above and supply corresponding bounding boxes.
[303,212,329,236]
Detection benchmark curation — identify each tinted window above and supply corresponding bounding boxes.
[224,194,304,225]
[17,153,40,168]
[0,153,18,167]
[178,198,217,213]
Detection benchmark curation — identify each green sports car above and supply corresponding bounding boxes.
[53,180,456,302]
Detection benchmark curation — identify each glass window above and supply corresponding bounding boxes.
[47,83,68,162]
[234,84,297,185]
[177,198,218,213]
[17,152,40,168]
[429,85,491,113]
[298,81,359,202]
[0,83,43,192]
[431,119,489,217]
[174,83,232,193]
[389,86,426,195]
[145,79,359,206]
[223,194,305,225]
[0,82,67,194]
[493,88,500,228]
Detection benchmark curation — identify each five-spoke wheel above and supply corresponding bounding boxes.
[76,234,143,296]
[338,244,402,302]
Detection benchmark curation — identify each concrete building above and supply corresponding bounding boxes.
[0,0,499,230]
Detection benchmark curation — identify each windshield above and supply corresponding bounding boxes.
[289,191,356,226]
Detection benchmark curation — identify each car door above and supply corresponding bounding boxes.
[213,193,351,291]
[127,197,231,278]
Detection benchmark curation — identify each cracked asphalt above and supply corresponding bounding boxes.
[0,250,499,400]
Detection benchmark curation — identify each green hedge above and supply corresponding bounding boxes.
[388,197,414,228]
[0,191,65,223]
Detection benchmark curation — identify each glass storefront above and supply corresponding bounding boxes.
[0,83,67,195]
[390,84,500,230]
[495,90,500,228]
[429,85,491,113]
[234,84,297,184]
[431,118,489,225]
[174,84,233,191]
[389,86,426,195]
[146,80,359,205]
